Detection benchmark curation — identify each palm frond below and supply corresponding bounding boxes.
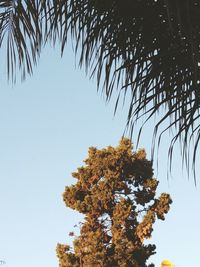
[1,0,200,179]
[0,0,42,81]
[43,0,200,180]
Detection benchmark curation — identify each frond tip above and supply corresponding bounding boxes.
[0,0,42,81]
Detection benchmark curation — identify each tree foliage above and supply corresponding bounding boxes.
[1,1,200,177]
[57,138,172,267]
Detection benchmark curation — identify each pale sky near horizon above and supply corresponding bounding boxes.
[0,44,200,267]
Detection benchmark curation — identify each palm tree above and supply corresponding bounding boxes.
[0,0,200,179]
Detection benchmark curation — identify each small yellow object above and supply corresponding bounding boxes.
[161,259,174,267]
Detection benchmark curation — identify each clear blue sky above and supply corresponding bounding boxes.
[0,44,199,267]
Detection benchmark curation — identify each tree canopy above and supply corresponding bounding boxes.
[1,1,200,177]
[57,138,172,266]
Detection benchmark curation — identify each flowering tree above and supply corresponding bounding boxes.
[57,138,172,267]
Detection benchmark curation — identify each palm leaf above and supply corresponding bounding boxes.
[45,0,200,180]
[0,0,42,81]
[1,0,200,179]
